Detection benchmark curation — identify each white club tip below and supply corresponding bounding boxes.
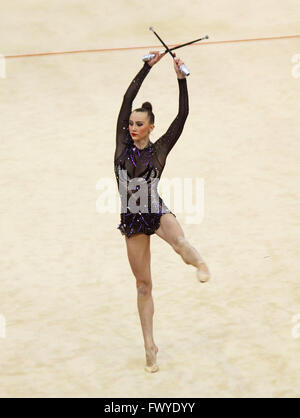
[149,26,154,31]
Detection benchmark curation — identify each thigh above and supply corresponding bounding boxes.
[125,233,151,279]
[154,213,185,248]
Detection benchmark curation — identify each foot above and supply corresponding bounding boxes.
[196,259,210,283]
[144,344,159,373]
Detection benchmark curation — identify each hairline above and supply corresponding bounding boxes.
[129,111,151,123]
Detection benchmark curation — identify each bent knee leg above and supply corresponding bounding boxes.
[173,236,187,254]
[173,236,200,266]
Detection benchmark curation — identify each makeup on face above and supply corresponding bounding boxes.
[129,114,150,139]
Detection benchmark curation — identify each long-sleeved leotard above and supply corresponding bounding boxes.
[114,61,189,237]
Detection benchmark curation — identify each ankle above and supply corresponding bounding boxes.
[197,259,205,268]
[144,340,155,349]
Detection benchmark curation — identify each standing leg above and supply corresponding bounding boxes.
[125,233,159,372]
[155,214,210,282]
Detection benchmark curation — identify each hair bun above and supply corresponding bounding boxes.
[142,102,153,112]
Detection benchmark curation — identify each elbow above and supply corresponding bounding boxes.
[183,107,189,119]
[178,102,189,119]
[183,110,189,124]
[177,110,189,123]
[185,104,189,118]
[186,100,189,116]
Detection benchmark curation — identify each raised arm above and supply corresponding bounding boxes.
[115,62,152,160]
[154,76,189,164]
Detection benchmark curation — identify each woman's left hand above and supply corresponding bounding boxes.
[173,53,186,79]
[147,51,166,67]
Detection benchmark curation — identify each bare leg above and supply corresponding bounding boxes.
[175,236,210,282]
[136,281,159,372]
[155,214,211,282]
[125,234,159,372]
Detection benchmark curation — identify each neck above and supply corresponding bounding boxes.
[133,136,150,150]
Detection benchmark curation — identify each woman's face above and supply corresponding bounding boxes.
[129,111,154,141]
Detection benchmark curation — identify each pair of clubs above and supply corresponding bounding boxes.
[142,27,209,76]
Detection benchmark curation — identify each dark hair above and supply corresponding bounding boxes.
[133,102,155,125]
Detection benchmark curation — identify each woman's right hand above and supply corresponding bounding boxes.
[173,53,186,79]
[147,51,166,67]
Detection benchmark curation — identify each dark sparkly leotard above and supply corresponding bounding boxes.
[114,61,189,238]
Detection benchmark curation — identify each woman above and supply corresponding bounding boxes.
[114,51,210,373]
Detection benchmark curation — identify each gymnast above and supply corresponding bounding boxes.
[114,51,210,372]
